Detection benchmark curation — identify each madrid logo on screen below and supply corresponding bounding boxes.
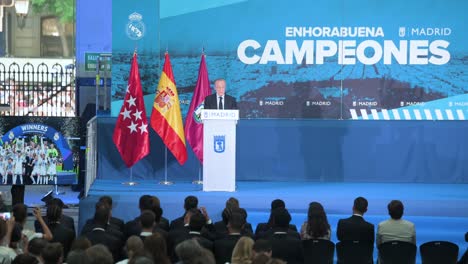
[214,135,225,153]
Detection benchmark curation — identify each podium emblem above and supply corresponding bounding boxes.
[214,135,225,153]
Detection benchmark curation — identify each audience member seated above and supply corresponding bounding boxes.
[27,237,48,262]
[84,204,124,262]
[300,201,331,240]
[255,199,297,238]
[150,195,170,231]
[138,210,168,242]
[251,253,271,264]
[116,235,143,264]
[139,210,155,241]
[337,196,375,244]
[12,253,39,264]
[128,254,154,264]
[377,200,416,245]
[66,250,91,264]
[214,198,253,239]
[252,239,272,258]
[0,218,16,262]
[81,201,125,244]
[231,236,254,264]
[251,254,286,264]
[169,209,214,261]
[125,195,169,239]
[70,236,91,251]
[214,212,247,264]
[35,198,75,234]
[86,244,114,264]
[170,195,199,231]
[44,203,75,258]
[97,195,125,232]
[257,207,300,240]
[143,233,171,264]
[40,242,63,264]
[267,208,303,264]
[175,239,215,264]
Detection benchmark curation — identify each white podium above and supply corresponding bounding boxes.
[201,109,239,192]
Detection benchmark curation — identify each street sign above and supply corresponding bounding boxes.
[84,52,112,72]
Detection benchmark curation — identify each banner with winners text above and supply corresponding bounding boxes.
[0,117,81,185]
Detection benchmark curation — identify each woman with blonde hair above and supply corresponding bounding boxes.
[231,236,254,264]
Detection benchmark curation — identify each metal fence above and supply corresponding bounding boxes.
[0,62,75,116]
[85,116,97,198]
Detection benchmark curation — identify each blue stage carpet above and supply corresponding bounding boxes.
[80,180,468,258]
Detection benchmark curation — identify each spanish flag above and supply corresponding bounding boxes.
[150,52,187,165]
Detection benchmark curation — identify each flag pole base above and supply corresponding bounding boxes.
[122,181,139,186]
[159,180,173,185]
[192,180,203,185]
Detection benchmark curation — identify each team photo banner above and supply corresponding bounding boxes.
[0,117,81,185]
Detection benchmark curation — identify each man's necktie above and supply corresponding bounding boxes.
[219,97,223,110]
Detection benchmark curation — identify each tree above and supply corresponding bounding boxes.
[30,0,75,57]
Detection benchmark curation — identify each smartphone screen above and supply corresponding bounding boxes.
[0,212,11,220]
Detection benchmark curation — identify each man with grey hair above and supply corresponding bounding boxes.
[203,78,238,110]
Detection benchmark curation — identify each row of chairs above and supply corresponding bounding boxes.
[303,239,460,264]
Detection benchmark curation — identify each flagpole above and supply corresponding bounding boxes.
[122,167,138,186]
[160,147,173,185]
[192,163,202,185]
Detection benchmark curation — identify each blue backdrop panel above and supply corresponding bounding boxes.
[96,117,199,182]
[158,0,468,120]
[97,117,467,183]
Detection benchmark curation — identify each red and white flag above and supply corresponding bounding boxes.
[113,53,150,167]
[184,54,211,164]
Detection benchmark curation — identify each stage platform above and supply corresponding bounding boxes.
[80,179,468,260]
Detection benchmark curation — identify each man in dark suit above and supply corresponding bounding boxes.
[213,212,245,264]
[125,195,170,239]
[260,207,303,264]
[255,199,297,238]
[138,209,168,242]
[81,201,125,242]
[168,210,213,261]
[84,204,124,262]
[337,196,375,243]
[170,195,199,231]
[203,78,238,110]
[97,195,125,232]
[214,207,253,239]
